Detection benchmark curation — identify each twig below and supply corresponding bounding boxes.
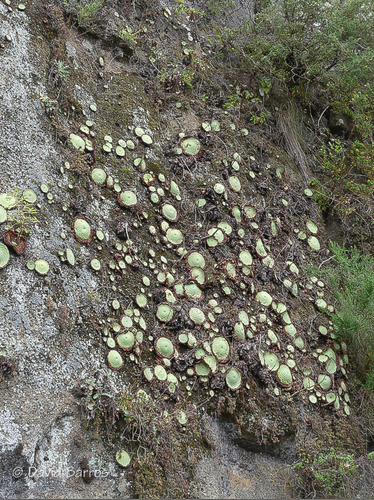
[317,106,329,129]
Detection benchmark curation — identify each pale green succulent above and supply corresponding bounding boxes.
[116,450,130,467]
[180,137,201,156]
[212,337,230,363]
[277,364,292,386]
[107,350,123,370]
[0,243,10,269]
[155,337,174,358]
[226,367,241,390]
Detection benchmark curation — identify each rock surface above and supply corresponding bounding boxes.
[0,1,369,499]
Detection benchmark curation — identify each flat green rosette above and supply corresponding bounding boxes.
[162,203,179,222]
[228,176,241,193]
[156,303,174,322]
[294,336,304,349]
[22,189,37,204]
[243,206,257,219]
[233,322,245,340]
[65,248,75,266]
[256,239,267,257]
[116,146,125,157]
[166,228,183,245]
[180,137,201,156]
[154,364,167,381]
[226,367,241,390]
[176,410,188,425]
[0,243,10,269]
[326,358,337,374]
[326,392,336,404]
[141,134,153,145]
[303,377,315,391]
[255,291,273,307]
[239,250,252,266]
[117,332,135,351]
[195,361,211,376]
[69,133,85,151]
[308,236,320,251]
[143,367,154,382]
[0,206,7,224]
[204,355,217,373]
[189,307,205,325]
[91,168,107,186]
[264,352,279,371]
[218,221,232,235]
[0,193,17,209]
[116,450,130,467]
[118,190,138,208]
[185,283,203,300]
[214,183,225,195]
[91,259,101,271]
[191,267,205,285]
[211,120,220,131]
[187,251,205,269]
[35,259,50,275]
[318,373,332,390]
[73,216,93,244]
[306,220,318,234]
[169,181,181,200]
[136,294,147,308]
[155,337,174,358]
[277,364,292,386]
[134,127,145,137]
[284,324,297,337]
[107,349,124,370]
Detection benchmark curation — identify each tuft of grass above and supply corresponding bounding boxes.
[316,242,374,387]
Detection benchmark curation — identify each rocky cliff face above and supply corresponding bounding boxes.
[0,1,370,498]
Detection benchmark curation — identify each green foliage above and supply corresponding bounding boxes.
[258,76,271,97]
[233,0,374,136]
[82,369,118,433]
[62,0,104,26]
[6,187,39,236]
[56,60,70,81]
[317,140,374,190]
[117,26,139,47]
[317,242,374,386]
[50,59,70,84]
[221,84,270,124]
[181,69,195,88]
[291,447,358,498]
[365,367,374,392]
[207,0,235,17]
[173,0,204,20]
[309,177,333,212]
[309,140,374,233]
[39,92,57,114]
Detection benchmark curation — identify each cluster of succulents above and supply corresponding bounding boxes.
[3,96,345,451]
[62,105,350,415]
[0,188,43,266]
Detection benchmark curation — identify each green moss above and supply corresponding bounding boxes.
[134,454,167,499]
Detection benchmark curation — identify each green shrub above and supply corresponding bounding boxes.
[232,0,374,136]
[308,140,374,244]
[291,447,358,498]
